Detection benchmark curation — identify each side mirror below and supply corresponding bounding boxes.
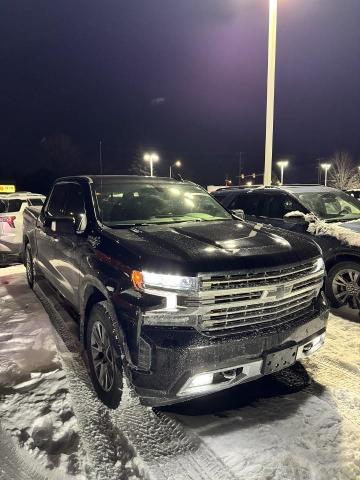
[50,217,76,235]
[231,209,245,220]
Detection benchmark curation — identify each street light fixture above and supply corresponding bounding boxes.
[264,0,278,186]
[170,160,182,178]
[276,160,289,185]
[143,152,159,177]
[321,163,331,186]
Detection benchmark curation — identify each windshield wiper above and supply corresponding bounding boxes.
[105,223,151,228]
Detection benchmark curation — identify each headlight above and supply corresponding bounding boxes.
[131,270,199,292]
[143,271,199,292]
[313,257,325,273]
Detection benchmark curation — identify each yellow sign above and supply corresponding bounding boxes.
[0,185,16,193]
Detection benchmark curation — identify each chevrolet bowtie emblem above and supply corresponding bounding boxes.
[274,285,293,299]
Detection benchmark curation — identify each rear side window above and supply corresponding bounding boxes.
[6,199,26,212]
[28,198,44,207]
[0,200,7,213]
[46,184,68,217]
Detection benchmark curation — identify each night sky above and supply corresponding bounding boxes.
[1,0,360,190]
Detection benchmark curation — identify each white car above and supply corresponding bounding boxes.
[0,192,46,265]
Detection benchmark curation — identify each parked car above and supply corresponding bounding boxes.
[23,176,328,408]
[0,192,45,265]
[213,185,360,309]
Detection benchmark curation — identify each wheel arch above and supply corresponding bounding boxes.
[79,278,129,364]
[325,253,360,273]
[80,279,108,345]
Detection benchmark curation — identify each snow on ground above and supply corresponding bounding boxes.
[0,265,359,480]
[0,266,87,479]
[168,310,360,480]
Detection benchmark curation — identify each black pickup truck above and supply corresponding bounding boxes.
[23,176,328,408]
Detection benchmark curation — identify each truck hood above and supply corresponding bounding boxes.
[105,220,320,275]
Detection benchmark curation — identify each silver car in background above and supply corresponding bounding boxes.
[0,192,45,265]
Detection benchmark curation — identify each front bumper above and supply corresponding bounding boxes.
[130,303,329,406]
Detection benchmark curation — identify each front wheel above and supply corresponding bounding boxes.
[25,244,35,289]
[86,302,123,409]
[326,261,360,309]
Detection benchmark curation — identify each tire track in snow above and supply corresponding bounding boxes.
[34,282,131,480]
[35,281,237,480]
[305,355,360,427]
[0,424,64,480]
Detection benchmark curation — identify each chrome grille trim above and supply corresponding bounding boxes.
[200,261,318,291]
[193,260,324,336]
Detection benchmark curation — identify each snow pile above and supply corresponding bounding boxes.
[0,266,87,478]
[0,369,86,478]
[284,211,360,247]
[0,265,60,386]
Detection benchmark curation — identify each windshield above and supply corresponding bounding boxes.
[93,179,232,227]
[294,190,360,222]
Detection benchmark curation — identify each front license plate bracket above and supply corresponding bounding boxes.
[262,345,298,375]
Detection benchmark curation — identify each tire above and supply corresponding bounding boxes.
[86,301,123,409]
[25,243,35,289]
[326,261,360,309]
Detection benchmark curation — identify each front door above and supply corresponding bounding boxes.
[37,181,86,309]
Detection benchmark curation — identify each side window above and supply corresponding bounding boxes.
[230,193,260,215]
[7,199,26,212]
[63,183,86,230]
[0,200,6,213]
[267,194,305,219]
[46,183,68,217]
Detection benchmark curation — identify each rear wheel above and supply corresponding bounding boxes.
[25,244,35,289]
[326,261,360,309]
[86,302,123,409]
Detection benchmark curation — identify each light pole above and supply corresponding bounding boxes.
[143,152,159,177]
[264,0,278,186]
[170,160,182,178]
[321,163,331,186]
[276,160,289,185]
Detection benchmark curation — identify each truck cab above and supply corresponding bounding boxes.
[23,176,329,408]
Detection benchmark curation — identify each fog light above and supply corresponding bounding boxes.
[188,373,214,389]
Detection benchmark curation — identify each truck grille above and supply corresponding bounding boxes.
[194,260,324,336]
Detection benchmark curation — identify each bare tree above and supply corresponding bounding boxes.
[328,151,359,190]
